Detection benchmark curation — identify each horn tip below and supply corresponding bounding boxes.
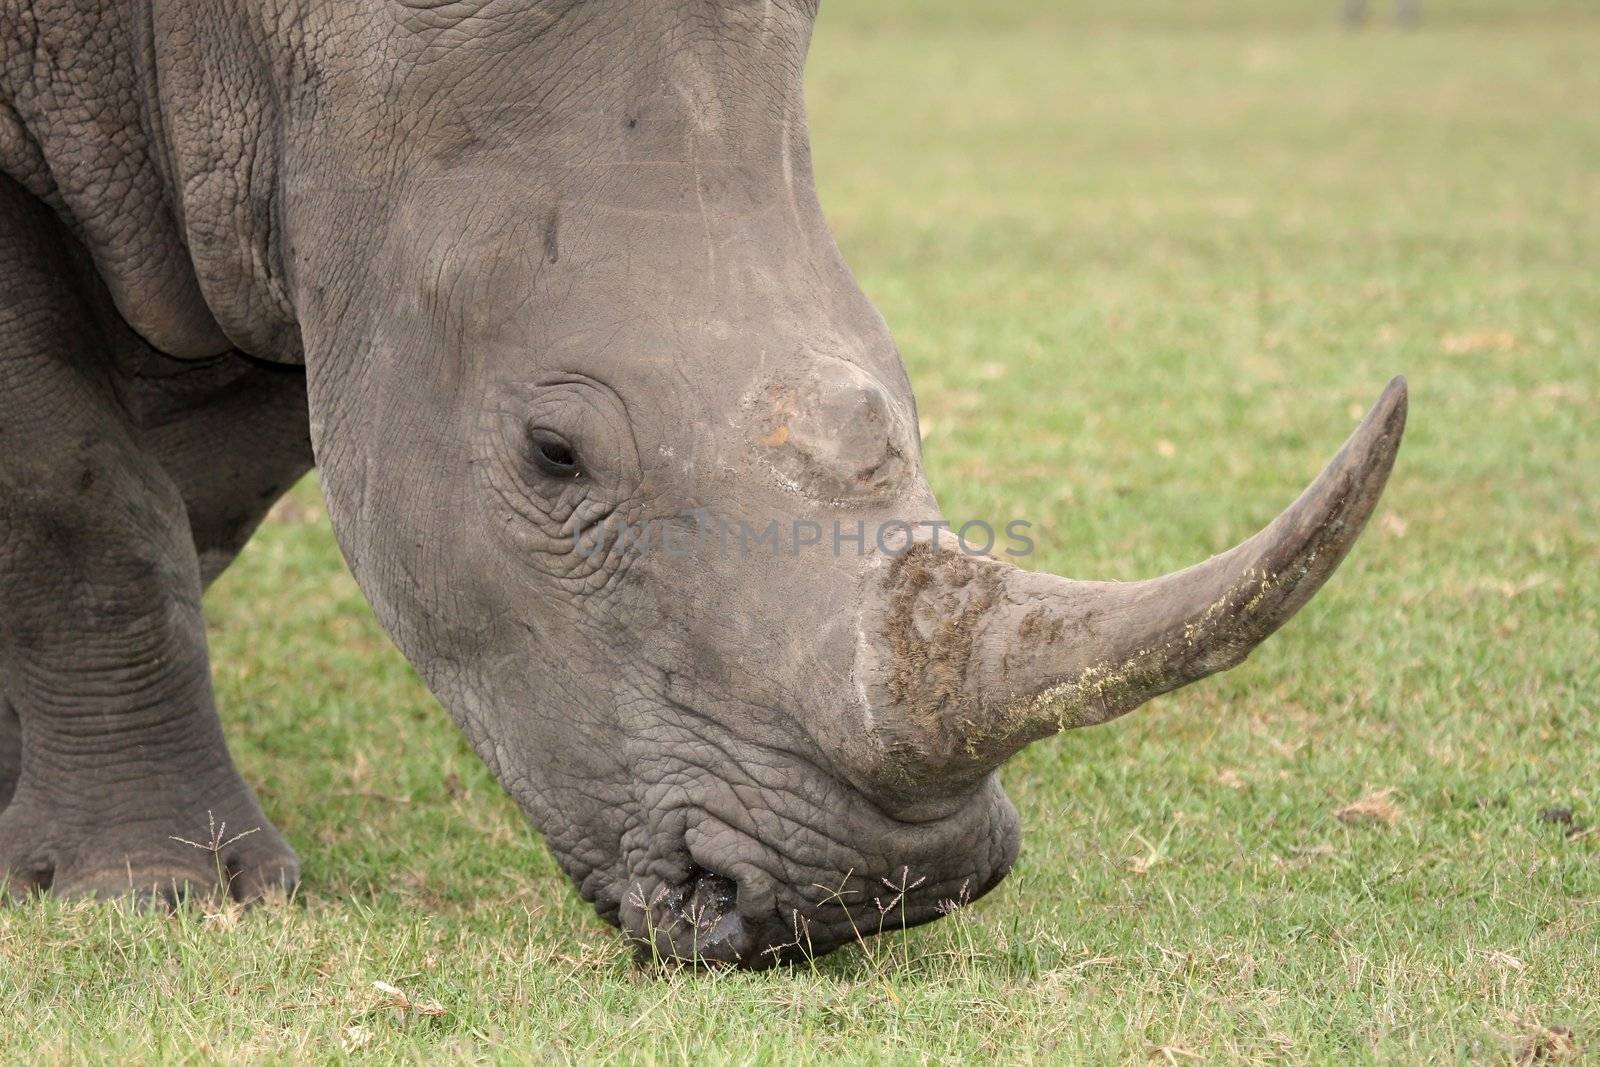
[1377,375,1408,429]
[1353,375,1408,467]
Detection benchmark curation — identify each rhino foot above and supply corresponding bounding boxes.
[0,782,299,907]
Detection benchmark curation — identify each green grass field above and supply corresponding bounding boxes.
[4,2,1597,1062]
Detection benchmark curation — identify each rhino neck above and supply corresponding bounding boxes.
[0,1,241,358]
[139,0,314,363]
[0,1,316,362]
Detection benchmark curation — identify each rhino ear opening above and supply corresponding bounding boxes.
[867,377,1408,787]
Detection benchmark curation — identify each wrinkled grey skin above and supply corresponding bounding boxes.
[0,1,1403,967]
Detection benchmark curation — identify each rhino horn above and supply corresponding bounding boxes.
[867,377,1407,789]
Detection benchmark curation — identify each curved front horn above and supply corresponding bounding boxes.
[860,377,1407,790]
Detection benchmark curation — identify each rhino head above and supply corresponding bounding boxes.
[232,1,1405,966]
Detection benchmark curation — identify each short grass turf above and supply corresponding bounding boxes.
[3,1,1597,1062]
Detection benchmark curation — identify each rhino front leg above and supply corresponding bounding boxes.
[131,354,314,590]
[0,355,311,820]
[0,700,16,811]
[0,175,297,903]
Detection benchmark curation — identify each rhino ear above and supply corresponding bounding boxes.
[868,377,1407,786]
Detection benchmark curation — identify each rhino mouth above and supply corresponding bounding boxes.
[624,853,1011,970]
[628,865,753,967]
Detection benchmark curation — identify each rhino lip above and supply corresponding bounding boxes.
[627,859,1014,970]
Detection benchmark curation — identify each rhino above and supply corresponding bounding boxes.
[0,0,1405,968]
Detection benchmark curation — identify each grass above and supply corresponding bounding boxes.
[4,2,1598,1062]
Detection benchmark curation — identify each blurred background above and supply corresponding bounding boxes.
[804,0,1596,609]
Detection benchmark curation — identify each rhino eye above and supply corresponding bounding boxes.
[529,429,582,479]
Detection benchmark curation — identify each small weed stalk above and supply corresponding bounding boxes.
[169,810,260,898]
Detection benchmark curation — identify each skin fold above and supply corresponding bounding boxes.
[0,1,1402,967]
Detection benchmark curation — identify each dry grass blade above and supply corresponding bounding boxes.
[372,980,446,1018]
[1513,1023,1578,1065]
[1334,789,1403,827]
